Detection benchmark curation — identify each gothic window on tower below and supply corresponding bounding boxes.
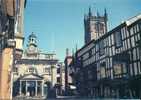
[99,23,104,34]
[114,30,122,48]
[95,22,99,33]
[95,22,104,33]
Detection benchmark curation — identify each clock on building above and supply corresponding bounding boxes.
[29,45,36,52]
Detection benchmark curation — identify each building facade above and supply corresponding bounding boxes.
[64,48,73,95]
[73,13,141,98]
[13,33,63,98]
[84,7,108,44]
[0,0,26,99]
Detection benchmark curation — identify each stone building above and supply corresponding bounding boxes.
[64,48,73,95]
[72,10,141,98]
[13,33,63,98]
[84,7,108,44]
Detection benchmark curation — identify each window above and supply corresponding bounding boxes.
[100,62,106,79]
[57,77,60,83]
[57,68,60,73]
[13,67,18,73]
[44,68,51,75]
[95,22,104,34]
[83,52,89,61]
[133,48,137,61]
[99,40,105,56]
[130,27,134,36]
[114,31,122,47]
[28,67,35,73]
[139,23,141,31]
[113,62,127,78]
[114,63,122,76]
[134,63,138,75]
[131,36,135,47]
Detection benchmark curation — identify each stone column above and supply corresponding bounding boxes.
[42,80,44,97]
[26,81,27,96]
[19,80,22,96]
[35,80,38,96]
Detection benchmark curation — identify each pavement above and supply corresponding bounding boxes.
[13,96,45,100]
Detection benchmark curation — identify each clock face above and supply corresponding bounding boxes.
[29,45,35,52]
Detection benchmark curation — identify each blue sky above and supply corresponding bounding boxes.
[24,0,141,61]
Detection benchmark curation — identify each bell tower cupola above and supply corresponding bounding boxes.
[28,32,37,47]
[26,32,38,54]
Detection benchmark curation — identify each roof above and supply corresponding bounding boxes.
[125,13,141,26]
[77,13,141,56]
[29,32,37,38]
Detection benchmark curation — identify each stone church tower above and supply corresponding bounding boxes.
[84,7,108,44]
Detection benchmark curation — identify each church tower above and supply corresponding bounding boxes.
[84,7,108,44]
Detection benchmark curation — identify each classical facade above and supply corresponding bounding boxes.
[13,33,63,98]
[72,12,141,98]
[84,7,108,44]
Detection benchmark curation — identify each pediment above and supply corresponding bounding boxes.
[19,74,43,80]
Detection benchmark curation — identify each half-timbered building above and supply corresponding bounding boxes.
[74,14,141,98]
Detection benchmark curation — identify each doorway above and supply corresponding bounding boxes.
[27,81,36,96]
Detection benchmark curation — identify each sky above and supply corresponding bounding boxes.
[24,0,141,62]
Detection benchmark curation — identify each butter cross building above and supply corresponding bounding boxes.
[12,33,62,98]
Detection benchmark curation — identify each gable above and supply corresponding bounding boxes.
[19,74,43,80]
